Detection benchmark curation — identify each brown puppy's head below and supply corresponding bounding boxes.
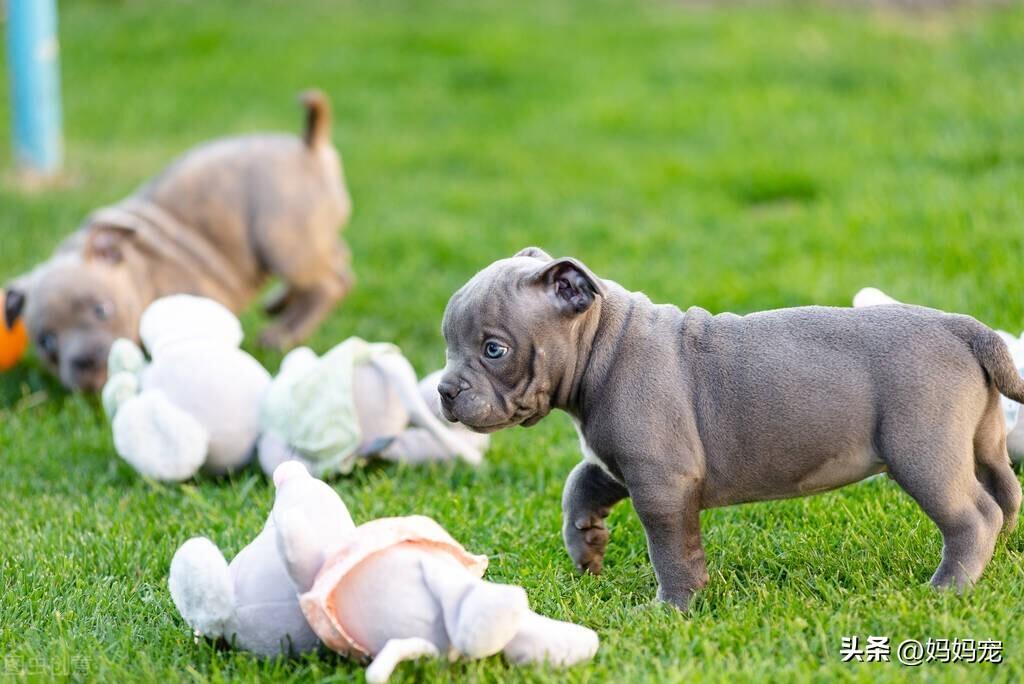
[439,247,606,432]
[6,226,144,392]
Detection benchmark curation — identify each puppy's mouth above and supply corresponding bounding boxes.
[444,405,533,434]
[463,420,517,434]
[61,354,111,393]
[66,369,109,393]
[441,382,545,433]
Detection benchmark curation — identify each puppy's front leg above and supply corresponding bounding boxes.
[562,462,628,575]
[630,475,708,611]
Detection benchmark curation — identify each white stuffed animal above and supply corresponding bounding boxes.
[170,463,600,679]
[854,287,1024,462]
[102,295,271,481]
[258,339,489,477]
[273,462,599,682]
[168,462,356,655]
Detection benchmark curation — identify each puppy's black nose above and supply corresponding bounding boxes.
[71,355,100,372]
[438,380,462,402]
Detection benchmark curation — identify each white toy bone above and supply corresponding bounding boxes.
[168,463,356,655]
[258,339,489,477]
[269,462,599,682]
[102,295,271,481]
[854,287,1024,462]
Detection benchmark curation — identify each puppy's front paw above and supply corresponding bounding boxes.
[563,510,610,575]
[656,585,694,612]
[259,324,296,351]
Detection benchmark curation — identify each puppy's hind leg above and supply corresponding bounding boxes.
[974,394,1022,533]
[259,283,339,350]
[260,240,353,349]
[261,283,294,316]
[884,430,1003,590]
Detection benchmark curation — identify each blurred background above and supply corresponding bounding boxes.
[4,1,1022,367]
[2,1,1023,681]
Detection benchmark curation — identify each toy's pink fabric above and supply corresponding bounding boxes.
[299,515,488,658]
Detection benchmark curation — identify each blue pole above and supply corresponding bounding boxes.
[7,0,63,176]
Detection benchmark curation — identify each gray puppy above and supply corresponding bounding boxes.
[439,247,1023,610]
[4,90,353,391]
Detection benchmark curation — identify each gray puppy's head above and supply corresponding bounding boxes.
[439,247,606,432]
[6,226,144,392]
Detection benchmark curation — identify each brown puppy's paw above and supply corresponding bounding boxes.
[259,324,297,351]
[262,284,293,316]
[563,510,610,575]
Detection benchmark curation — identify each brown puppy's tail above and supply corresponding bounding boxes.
[300,89,331,149]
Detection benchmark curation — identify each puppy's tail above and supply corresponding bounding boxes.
[300,89,331,149]
[960,319,1024,404]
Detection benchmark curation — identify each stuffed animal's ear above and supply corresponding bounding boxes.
[4,286,26,329]
[514,246,553,262]
[531,257,606,315]
[83,224,136,264]
[274,507,326,593]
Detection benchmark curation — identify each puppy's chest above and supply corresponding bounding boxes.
[572,419,625,484]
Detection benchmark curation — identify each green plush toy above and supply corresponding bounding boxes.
[258,338,489,477]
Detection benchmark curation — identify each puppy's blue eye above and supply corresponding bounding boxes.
[483,341,509,359]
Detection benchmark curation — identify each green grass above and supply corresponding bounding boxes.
[2,0,1024,681]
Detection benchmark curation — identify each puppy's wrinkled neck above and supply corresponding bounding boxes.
[556,283,627,418]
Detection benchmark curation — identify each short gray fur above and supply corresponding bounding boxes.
[439,247,1022,609]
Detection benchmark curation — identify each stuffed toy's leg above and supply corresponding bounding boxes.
[420,551,598,668]
[852,287,899,308]
[369,354,483,465]
[365,638,441,684]
[168,537,236,640]
[502,611,600,667]
[373,428,477,464]
[112,389,209,481]
[258,432,320,478]
[419,553,528,659]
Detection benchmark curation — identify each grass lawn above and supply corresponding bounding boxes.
[3,0,1024,681]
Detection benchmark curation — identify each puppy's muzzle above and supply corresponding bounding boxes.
[67,350,109,392]
[437,379,463,422]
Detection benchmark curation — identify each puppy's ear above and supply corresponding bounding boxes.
[83,224,136,264]
[515,246,553,262]
[4,287,26,329]
[533,257,606,315]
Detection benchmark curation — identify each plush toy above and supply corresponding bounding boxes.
[854,287,1024,462]
[282,462,597,680]
[258,340,489,477]
[102,295,271,481]
[168,461,355,655]
[169,463,600,678]
[0,289,29,371]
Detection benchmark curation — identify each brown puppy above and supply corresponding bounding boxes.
[4,91,354,391]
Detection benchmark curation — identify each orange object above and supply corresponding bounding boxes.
[0,290,29,370]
